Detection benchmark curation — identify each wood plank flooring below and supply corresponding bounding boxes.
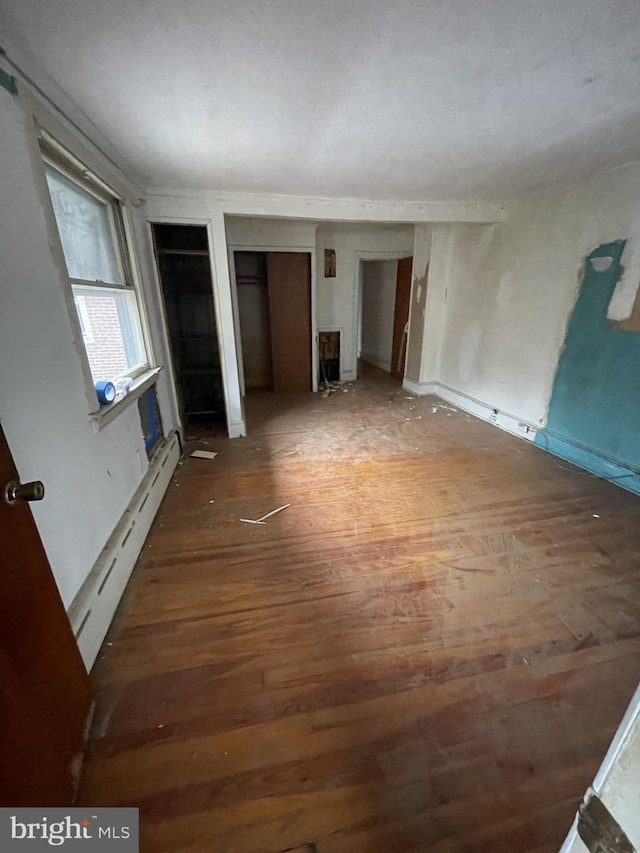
[79,366,640,852]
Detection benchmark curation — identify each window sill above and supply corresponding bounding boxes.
[88,367,162,432]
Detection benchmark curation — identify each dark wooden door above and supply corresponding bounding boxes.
[266,252,312,393]
[0,425,92,806]
[390,256,413,380]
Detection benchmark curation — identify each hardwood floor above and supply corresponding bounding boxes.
[79,365,640,852]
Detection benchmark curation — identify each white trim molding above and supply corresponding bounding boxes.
[559,682,640,852]
[402,378,437,396]
[401,379,538,442]
[146,188,507,224]
[436,384,538,442]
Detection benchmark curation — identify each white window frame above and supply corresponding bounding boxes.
[73,294,94,343]
[40,139,150,385]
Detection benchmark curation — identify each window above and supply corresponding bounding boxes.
[73,295,93,343]
[43,153,147,386]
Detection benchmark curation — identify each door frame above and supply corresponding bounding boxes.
[354,251,414,380]
[227,250,245,397]
[148,215,248,437]
[146,216,215,438]
[228,245,318,394]
[559,681,640,851]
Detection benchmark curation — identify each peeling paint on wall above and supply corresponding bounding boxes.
[0,66,18,96]
[536,240,640,494]
[405,272,428,378]
[608,226,640,322]
[404,223,431,384]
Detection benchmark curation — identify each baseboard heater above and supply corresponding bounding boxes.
[402,379,538,443]
[68,430,181,670]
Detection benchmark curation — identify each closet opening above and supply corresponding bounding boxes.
[234,250,312,394]
[152,223,226,429]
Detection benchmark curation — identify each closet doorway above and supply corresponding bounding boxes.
[234,251,312,393]
[152,223,226,428]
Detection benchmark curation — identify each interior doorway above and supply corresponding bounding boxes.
[233,251,312,393]
[359,256,413,380]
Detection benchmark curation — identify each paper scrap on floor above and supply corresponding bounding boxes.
[190,450,218,460]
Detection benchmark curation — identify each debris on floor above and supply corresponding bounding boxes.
[190,450,218,460]
[430,402,459,414]
[240,503,291,524]
[320,381,341,397]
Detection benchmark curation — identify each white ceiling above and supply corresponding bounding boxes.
[2,0,640,202]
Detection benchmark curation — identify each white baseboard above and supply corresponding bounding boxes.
[402,378,437,396]
[68,431,181,670]
[402,379,537,443]
[435,384,537,442]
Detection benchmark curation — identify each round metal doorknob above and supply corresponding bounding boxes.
[4,480,45,503]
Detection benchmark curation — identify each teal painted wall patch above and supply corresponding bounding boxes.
[535,240,640,495]
[0,67,18,96]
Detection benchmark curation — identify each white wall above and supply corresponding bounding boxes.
[316,225,414,380]
[422,163,640,426]
[0,79,177,609]
[360,261,398,372]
